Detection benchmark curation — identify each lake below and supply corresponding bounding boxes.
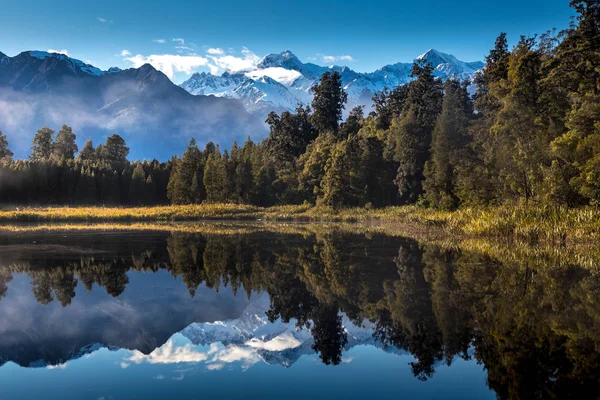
[0,225,598,399]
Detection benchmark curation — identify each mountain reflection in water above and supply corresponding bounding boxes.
[0,227,599,399]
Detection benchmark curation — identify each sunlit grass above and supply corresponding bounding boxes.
[1,203,600,242]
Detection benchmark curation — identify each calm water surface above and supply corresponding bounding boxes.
[0,227,598,399]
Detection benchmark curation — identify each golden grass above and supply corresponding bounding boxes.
[1,203,600,242]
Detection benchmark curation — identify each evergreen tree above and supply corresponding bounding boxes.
[545,0,600,204]
[30,126,54,162]
[167,138,203,204]
[204,153,228,203]
[77,139,95,162]
[311,71,348,134]
[389,60,443,203]
[266,105,317,164]
[129,162,146,204]
[0,130,13,162]
[53,124,78,160]
[423,80,474,209]
[99,134,129,168]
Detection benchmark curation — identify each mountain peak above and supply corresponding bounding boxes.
[257,50,302,70]
[415,49,458,65]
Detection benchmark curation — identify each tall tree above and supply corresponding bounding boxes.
[0,130,13,162]
[167,138,203,204]
[204,152,228,203]
[30,126,54,162]
[99,134,129,168]
[77,139,95,162]
[53,124,78,160]
[266,105,317,164]
[546,0,600,204]
[389,60,443,203]
[423,80,474,209]
[311,71,348,134]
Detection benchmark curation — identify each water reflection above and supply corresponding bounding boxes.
[0,227,599,399]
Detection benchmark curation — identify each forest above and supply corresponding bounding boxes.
[0,0,598,210]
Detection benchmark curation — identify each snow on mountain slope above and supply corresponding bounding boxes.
[180,49,484,120]
[177,293,405,369]
[24,51,107,76]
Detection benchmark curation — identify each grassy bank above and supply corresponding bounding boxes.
[1,203,599,242]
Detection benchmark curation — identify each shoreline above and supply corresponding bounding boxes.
[0,203,599,243]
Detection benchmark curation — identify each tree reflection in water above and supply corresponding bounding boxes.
[0,228,599,399]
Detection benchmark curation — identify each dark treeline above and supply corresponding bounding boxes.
[2,229,600,398]
[0,127,171,205]
[0,0,598,209]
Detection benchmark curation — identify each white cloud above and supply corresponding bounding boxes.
[245,67,302,86]
[175,45,195,52]
[206,363,224,371]
[125,53,209,79]
[206,47,260,74]
[320,54,354,63]
[173,38,185,45]
[120,50,131,57]
[97,17,107,23]
[207,48,225,55]
[153,39,166,44]
[47,49,69,56]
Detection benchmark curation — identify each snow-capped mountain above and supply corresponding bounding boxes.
[178,293,404,369]
[5,292,404,370]
[180,49,484,121]
[0,50,265,159]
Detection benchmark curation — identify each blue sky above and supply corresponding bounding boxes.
[0,0,575,83]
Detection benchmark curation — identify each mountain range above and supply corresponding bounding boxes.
[0,290,405,370]
[0,49,483,160]
[0,50,265,160]
[181,49,484,121]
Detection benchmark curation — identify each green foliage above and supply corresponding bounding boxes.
[203,152,229,203]
[30,126,54,162]
[53,124,78,161]
[0,130,13,162]
[1,3,599,211]
[311,71,348,134]
[98,134,129,168]
[389,60,443,203]
[423,80,473,209]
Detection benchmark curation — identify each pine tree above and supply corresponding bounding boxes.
[491,36,544,202]
[30,126,54,162]
[98,134,129,168]
[167,138,203,204]
[545,0,600,204]
[77,139,95,162]
[311,71,348,134]
[0,130,13,162]
[423,80,474,209]
[389,60,443,203]
[129,162,146,204]
[204,153,228,203]
[53,124,78,160]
